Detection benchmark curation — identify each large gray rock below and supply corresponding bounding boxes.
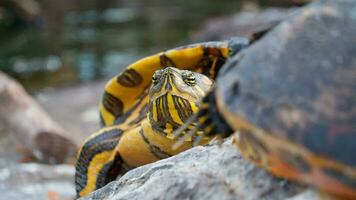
[80,140,307,200]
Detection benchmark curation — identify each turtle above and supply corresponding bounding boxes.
[174,21,356,200]
[75,38,250,197]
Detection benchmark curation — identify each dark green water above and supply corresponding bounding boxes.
[0,0,243,92]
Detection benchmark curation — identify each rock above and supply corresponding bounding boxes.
[37,80,106,144]
[285,190,322,200]
[0,125,21,168]
[191,8,297,41]
[80,140,307,200]
[0,72,77,164]
[0,163,75,200]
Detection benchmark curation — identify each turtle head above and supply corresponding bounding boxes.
[147,67,213,133]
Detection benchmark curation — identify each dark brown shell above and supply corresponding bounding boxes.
[217,1,356,167]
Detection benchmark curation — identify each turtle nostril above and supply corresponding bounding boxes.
[166,68,174,75]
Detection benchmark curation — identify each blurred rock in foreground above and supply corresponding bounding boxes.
[0,163,75,200]
[80,140,309,200]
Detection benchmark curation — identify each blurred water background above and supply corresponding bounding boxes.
[0,0,249,93]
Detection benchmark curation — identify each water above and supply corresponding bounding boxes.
[0,0,243,93]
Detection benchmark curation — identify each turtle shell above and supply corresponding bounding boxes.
[215,0,356,198]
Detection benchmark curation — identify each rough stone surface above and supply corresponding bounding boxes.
[285,190,323,200]
[80,140,310,200]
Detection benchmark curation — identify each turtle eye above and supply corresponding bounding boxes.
[183,73,196,86]
[152,74,159,84]
[152,70,163,84]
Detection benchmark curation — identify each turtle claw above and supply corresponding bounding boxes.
[172,118,201,150]
[192,135,203,147]
[172,132,191,150]
[172,114,198,139]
